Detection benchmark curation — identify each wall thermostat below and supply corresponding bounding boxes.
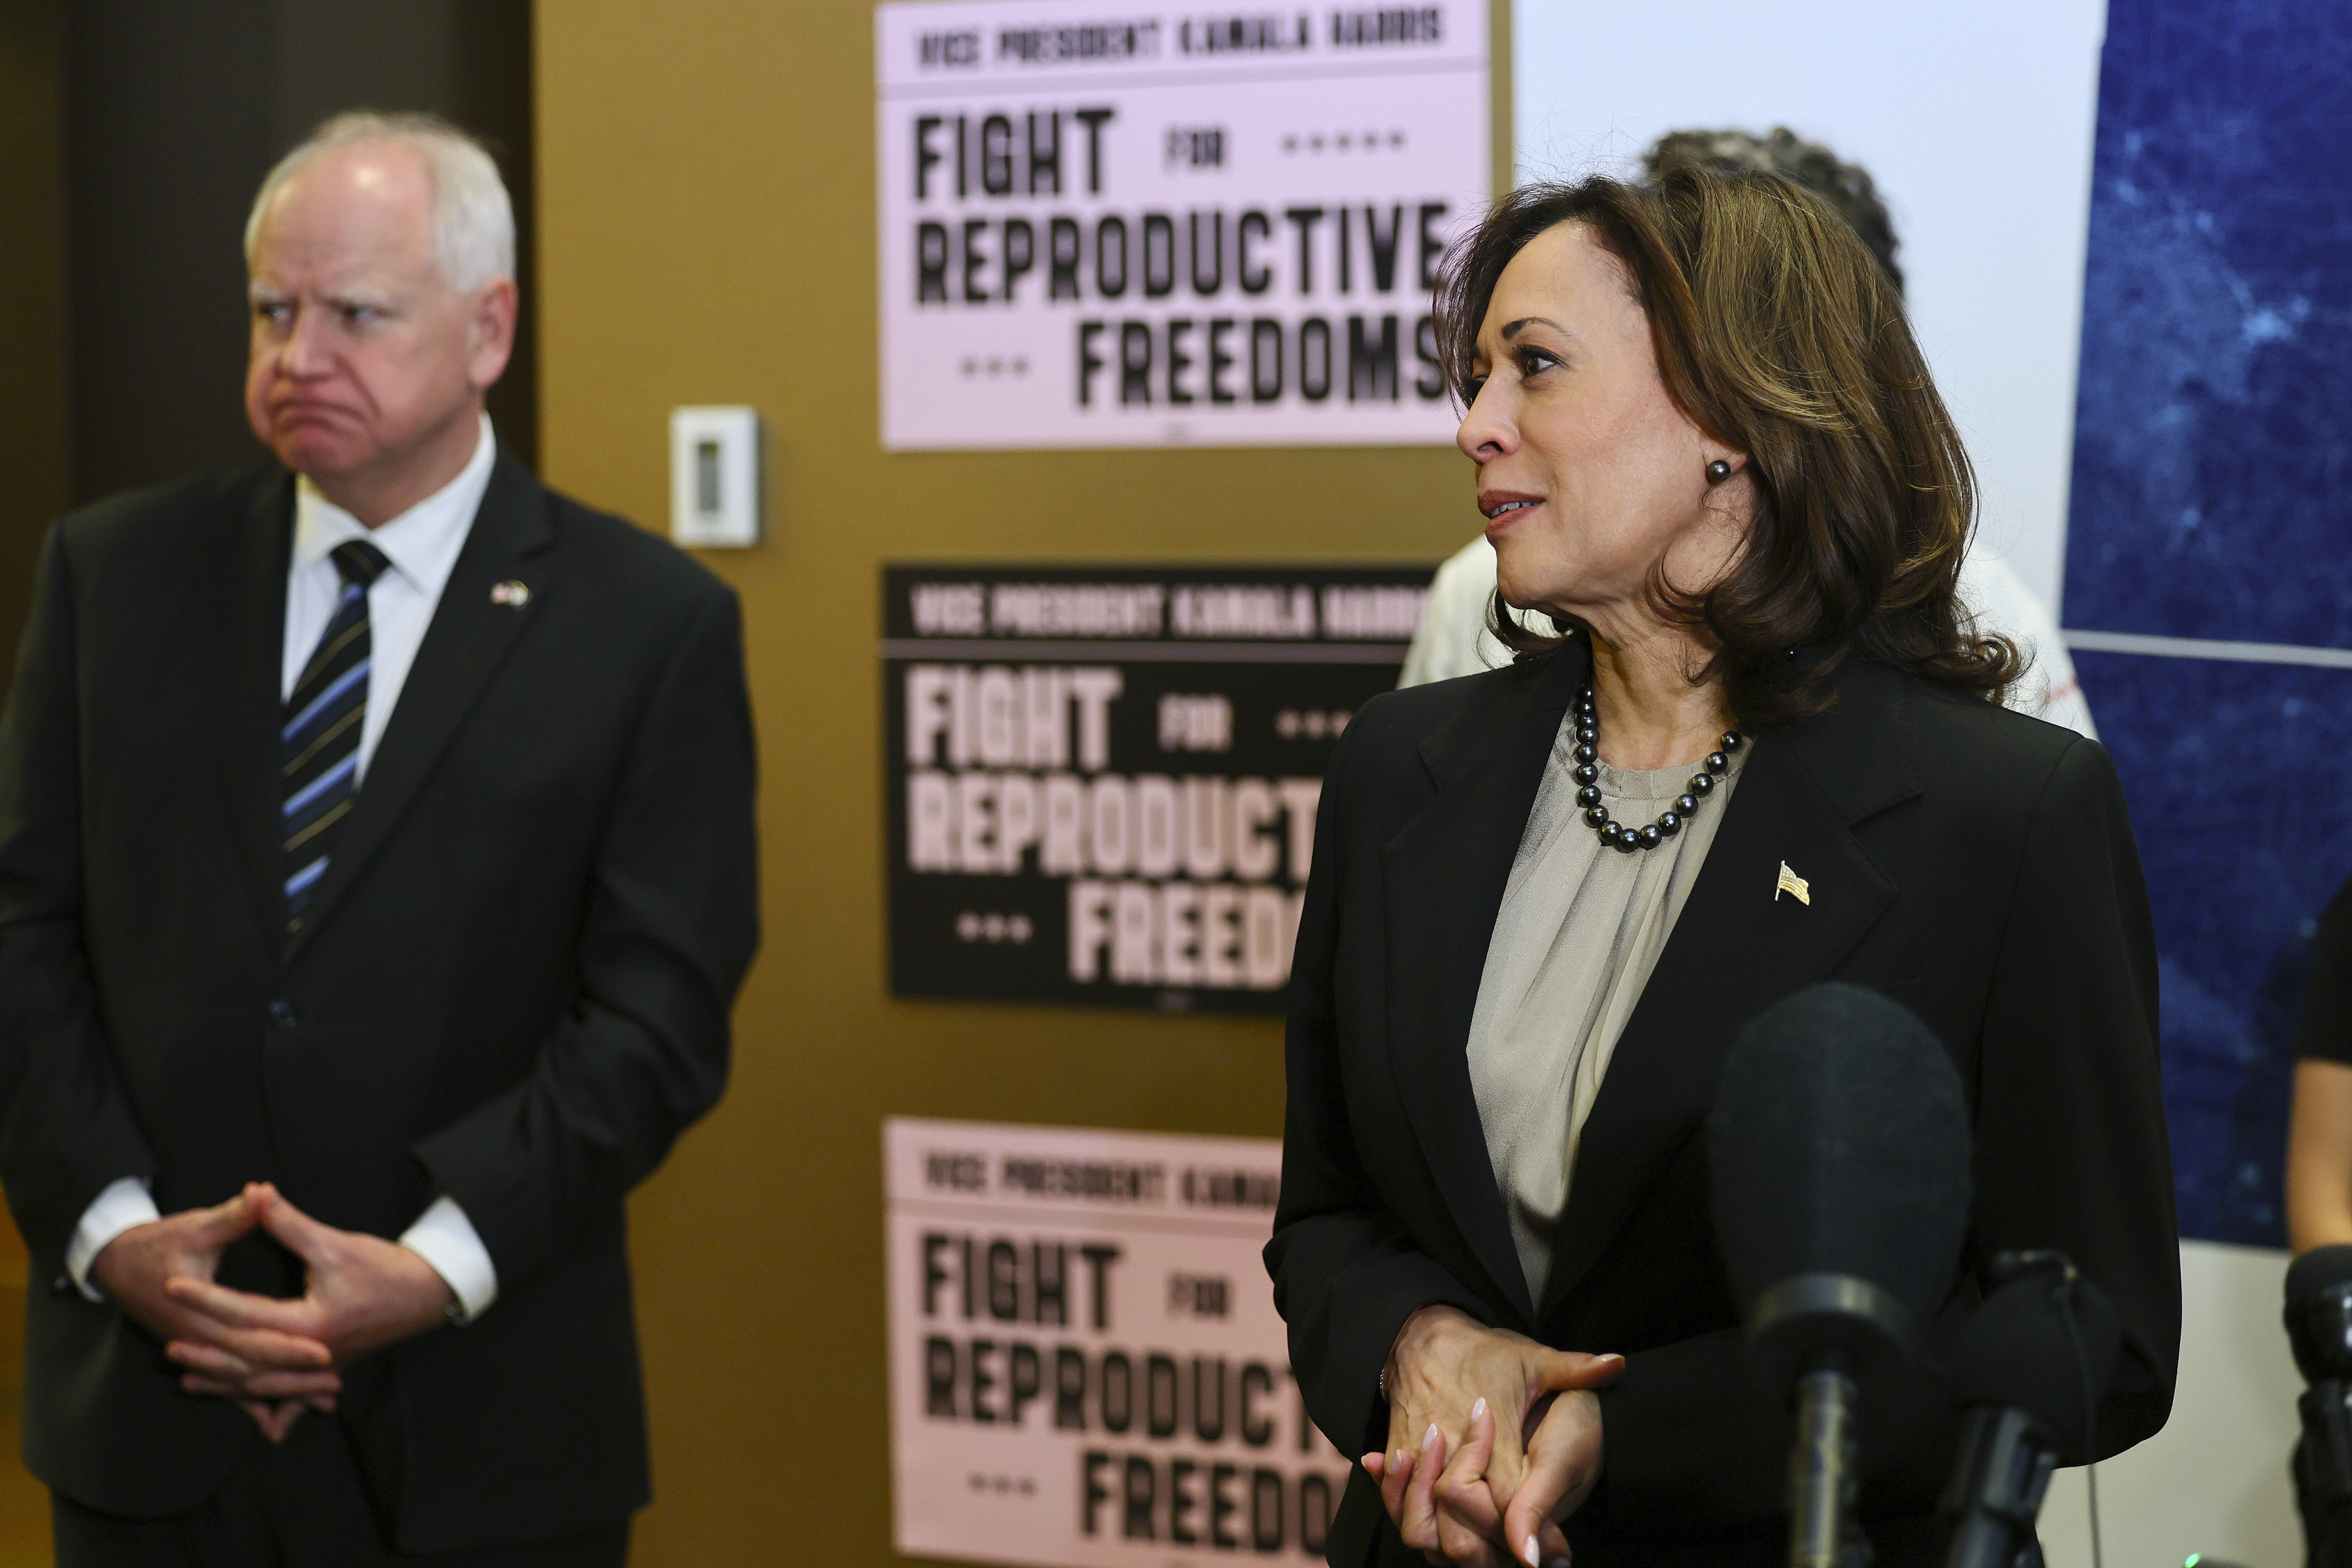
[669,406,761,549]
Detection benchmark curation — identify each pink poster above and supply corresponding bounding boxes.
[886,1117,1349,1565]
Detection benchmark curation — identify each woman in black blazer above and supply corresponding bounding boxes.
[1266,169,2178,1567]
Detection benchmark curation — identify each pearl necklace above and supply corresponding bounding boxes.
[1571,685,1744,853]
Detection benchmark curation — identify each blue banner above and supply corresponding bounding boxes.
[2065,0,2352,1246]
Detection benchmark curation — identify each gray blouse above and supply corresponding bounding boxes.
[1464,713,1747,1304]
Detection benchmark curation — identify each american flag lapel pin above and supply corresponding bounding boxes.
[490,579,531,607]
[1775,861,1810,905]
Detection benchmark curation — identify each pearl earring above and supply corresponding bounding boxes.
[1706,459,1733,484]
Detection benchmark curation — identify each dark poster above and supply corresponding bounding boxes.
[884,563,1431,1012]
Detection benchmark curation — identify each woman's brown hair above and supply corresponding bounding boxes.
[1435,167,2019,728]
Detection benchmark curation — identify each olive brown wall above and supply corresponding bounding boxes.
[0,0,67,689]
[532,5,1507,1562]
[0,14,66,1482]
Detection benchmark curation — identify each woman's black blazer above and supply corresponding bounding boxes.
[1266,636,2179,1567]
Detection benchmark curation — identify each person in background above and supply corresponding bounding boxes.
[2287,877,2352,1250]
[0,112,757,1565]
[1398,127,2097,742]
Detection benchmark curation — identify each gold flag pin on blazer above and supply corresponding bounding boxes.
[490,579,531,607]
[1775,862,1810,905]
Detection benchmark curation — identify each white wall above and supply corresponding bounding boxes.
[1511,0,2107,614]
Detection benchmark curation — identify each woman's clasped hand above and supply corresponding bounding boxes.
[1360,1306,1625,1568]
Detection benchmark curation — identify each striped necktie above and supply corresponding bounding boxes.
[282,540,390,935]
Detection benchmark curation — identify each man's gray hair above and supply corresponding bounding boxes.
[245,111,515,292]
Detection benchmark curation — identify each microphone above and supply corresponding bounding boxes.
[1709,983,1972,1568]
[1939,1255,2120,1568]
[2284,1244,2352,1565]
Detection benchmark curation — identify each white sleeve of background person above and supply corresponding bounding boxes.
[399,1194,500,1322]
[1399,537,1517,688]
[1958,549,2099,741]
[65,1176,163,1300]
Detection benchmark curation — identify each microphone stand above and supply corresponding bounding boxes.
[1939,1251,2113,1568]
[1791,1358,1872,1568]
[1940,1407,2054,1568]
[2293,1378,2352,1567]
[2286,1250,2352,1568]
[1753,1272,1906,1568]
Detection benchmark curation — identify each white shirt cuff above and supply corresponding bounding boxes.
[399,1194,499,1324]
[66,1176,161,1301]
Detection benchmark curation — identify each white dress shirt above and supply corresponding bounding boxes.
[66,414,504,1322]
[1396,535,2099,741]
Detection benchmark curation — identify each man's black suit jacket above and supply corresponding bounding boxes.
[0,455,758,1552]
[1266,637,2179,1567]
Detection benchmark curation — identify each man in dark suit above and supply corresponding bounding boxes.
[0,110,758,1565]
